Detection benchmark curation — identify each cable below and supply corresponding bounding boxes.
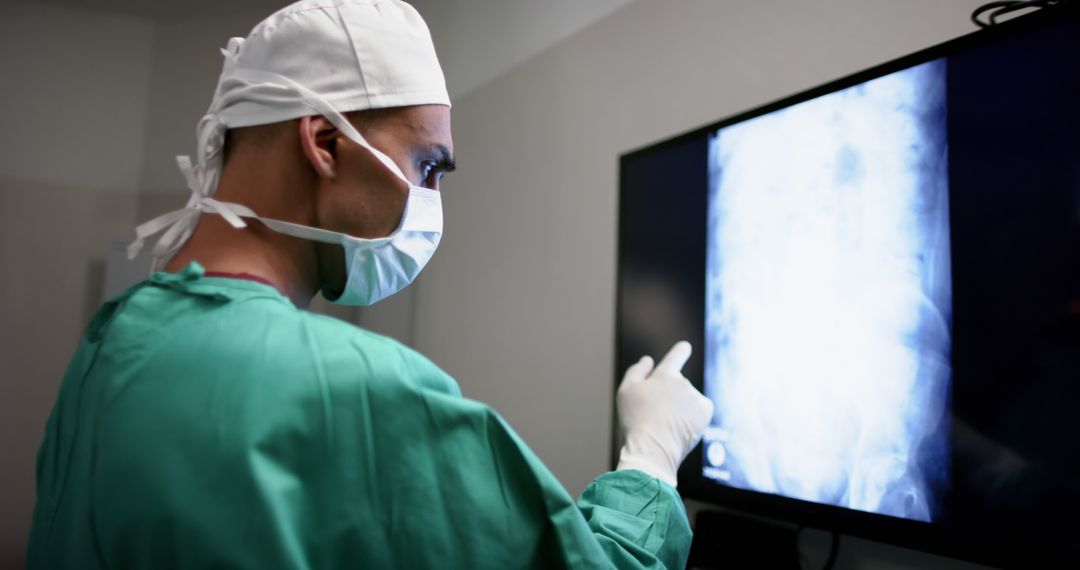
[972,0,1070,28]
[822,530,840,570]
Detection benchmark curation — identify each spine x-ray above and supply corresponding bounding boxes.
[702,60,952,522]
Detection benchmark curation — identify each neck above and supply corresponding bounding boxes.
[165,218,320,308]
[164,151,322,308]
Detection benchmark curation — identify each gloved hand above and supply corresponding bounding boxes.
[616,341,715,488]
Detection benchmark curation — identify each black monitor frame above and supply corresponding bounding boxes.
[613,4,1079,568]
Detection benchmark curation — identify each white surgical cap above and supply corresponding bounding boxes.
[129,0,450,262]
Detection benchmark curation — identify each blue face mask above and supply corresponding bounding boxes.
[247,182,443,306]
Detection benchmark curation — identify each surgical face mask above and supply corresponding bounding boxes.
[333,185,441,305]
[128,68,444,306]
[245,183,442,306]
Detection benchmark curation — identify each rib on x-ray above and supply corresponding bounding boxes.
[702,60,952,522]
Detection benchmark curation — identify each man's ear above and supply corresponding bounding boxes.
[298,115,339,179]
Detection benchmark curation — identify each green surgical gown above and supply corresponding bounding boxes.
[29,262,692,569]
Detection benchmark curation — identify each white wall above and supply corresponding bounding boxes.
[409,0,633,99]
[412,0,993,568]
[0,1,155,564]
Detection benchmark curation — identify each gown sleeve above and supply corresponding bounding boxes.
[470,401,694,569]
[383,343,694,569]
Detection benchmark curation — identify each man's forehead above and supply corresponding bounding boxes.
[409,104,451,134]
[405,105,453,153]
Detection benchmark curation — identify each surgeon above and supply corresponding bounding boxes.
[28,1,714,568]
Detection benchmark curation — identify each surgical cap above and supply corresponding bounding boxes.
[221,0,449,127]
[129,0,450,262]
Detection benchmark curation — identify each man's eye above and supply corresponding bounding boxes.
[420,161,436,179]
[419,161,444,189]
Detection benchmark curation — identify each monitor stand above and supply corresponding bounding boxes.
[687,510,801,570]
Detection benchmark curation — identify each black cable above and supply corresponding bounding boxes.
[972,0,1070,28]
[821,530,840,570]
[973,1,1025,27]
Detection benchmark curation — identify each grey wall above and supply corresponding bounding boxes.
[408,0,633,99]
[0,2,155,564]
[137,10,268,195]
[411,0,994,568]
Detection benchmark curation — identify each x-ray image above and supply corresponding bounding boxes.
[702,60,952,522]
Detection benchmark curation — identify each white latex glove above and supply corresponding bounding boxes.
[615,341,715,488]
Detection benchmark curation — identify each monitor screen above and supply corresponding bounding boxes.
[616,6,1079,566]
[701,56,952,524]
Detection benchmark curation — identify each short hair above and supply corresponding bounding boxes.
[221,121,289,162]
[221,109,390,163]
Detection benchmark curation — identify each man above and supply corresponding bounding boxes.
[29,1,714,568]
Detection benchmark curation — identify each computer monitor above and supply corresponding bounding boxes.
[615,5,1079,566]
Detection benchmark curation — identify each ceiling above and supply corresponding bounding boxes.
[409,0,633,99]
[23,0,634,98]
[28,0,287,20]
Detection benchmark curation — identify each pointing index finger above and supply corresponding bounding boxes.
[655,340,692,375]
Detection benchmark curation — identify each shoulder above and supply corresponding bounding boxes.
[293,309,460,396]
[114,280,461,398]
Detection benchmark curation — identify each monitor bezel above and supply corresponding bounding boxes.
[613,5,1078,567]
